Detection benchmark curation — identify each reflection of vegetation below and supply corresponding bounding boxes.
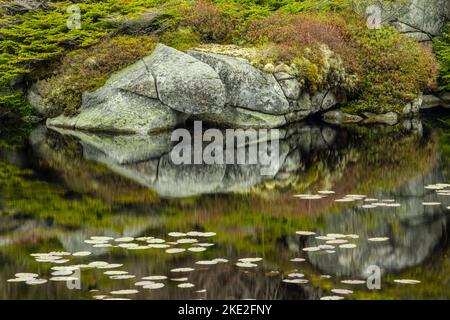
[342,126,438,194]
[0,160,112,227]
[0,121,33,149]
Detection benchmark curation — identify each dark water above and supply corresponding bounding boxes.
[0,115,449,300]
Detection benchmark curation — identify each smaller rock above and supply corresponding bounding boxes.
[411,93,423,113]
[27,84,62,117]
[421,95,444,109]
[362,112,398,126]
[322,110,363,125]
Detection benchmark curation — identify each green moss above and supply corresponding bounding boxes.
[160,27,201,51]
[37,35,158,115]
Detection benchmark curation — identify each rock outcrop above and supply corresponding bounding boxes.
[44,44,340,133]
[378,0,449,41]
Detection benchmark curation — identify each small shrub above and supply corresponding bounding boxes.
[347,22,439,112]
[38,35,158,115]
[178,0,241,43]
[160,27,201,51]
[245,13,360,93]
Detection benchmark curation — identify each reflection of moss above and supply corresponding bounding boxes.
[342,126,438,194]
[0,121,33,150]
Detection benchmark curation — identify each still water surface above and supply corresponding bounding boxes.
[0,116,449,300]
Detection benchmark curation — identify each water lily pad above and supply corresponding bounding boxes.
[287,273,304,278]
[166,248,185,254]
[26,279,48,285]
[422,202,441,206]
[196,243,215,247]
[302,247,321,252]
[235,262,257,268]
[177,238,198,244]
[368,237,389,242]
[143,283,165,289]
[170,277,188,282]
[134,281,155,286]
[170,268,195,273]
[320,296,344,300]
[93,244,112,248]
[97,263,123,269]
[7,277,35,282]
[318,245,335,250]
[114,237,134,242]
[238,258,262,263]
[282,279,308,284]
[72,251,92,257]
[326,233,346,238]
[110,289,139,295]
[147,238,166,244]
[394,279,421,284]
[50,276,79,281]
[88,261,109,268]
[105,270,129,276]
[51,270,74,276]
[196,260,218,265]
[168,232,187,237]
[188,247,206,252]
[142,276,167,280]
[110,275,136,280]
[296,231,316,236]
[85,240,108,244]
[90,236,114,241]
[331,289,353,295]
[118,243,139,248]
[341,280,366,285]
[318,190,335,195]
[326,239,348,245]
[198,232,216,237]
[148,244,171,249]
[15,273,38,278]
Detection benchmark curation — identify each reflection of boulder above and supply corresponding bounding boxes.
[30,123,341,198]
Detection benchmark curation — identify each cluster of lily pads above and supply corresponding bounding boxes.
[423,183,450,207]
[294,229,422,300]
[294,191,403,209]
[9,178,446,301]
